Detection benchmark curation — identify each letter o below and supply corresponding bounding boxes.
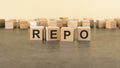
[80,30,88,39]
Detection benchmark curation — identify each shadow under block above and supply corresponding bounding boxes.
[82,20,90,27]
[5,20,15,29]
[19,20,29,29]
[106,20,117,29]
[61,27,74,42]
[68,19,78,29]
[0,19,5,27]
[46,27,60,41]
[77,27,91,41]
[30,26,44,40]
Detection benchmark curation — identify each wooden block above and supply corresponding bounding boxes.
[29,21,37,28]
[36,18,48,27]
[68,19,78,29]
[61,27,74,42]
[5,20,16,29]
[78,19,82,27]
[59,17,68,27]
[106,19,117,29]
[46,27,60,41]
[89,19,94,28]
[30,26,44,40]
[56,19,63,27]
[77,27,91,41]
[82,20,90,27]
[19,20,29,29]
[0,19,5,28]
[83,18,94,28]
[114,18,120,28]
[96,19,106,28]
[48,19,57,27]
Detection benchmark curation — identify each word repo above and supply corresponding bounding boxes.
[30,26,91,41]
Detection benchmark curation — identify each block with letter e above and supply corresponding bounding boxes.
[30,26,44,40]
[46,27,60,41]
[61,27,74,42]
[77,27,91,41]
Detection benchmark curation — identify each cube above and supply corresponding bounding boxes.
[106,19,117,29]
[46,27,60,41]
[68,19,78,29]
[82,20,90,27]
[5,20,16,29]
[114,18,120,28]
[77,27,91,41]
[19,20,29,29]
[83,18,94,28]
[61,27,74,42]
[56,19,63,28]
[48,19,57,27]
[37,18,48,27]
[96,19,106,28]
[29,21,37,28]
[59,17,68,27]
[89,19,94,28]
[30,26,44,40]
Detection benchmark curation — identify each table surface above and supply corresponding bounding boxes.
[0,28,120,68]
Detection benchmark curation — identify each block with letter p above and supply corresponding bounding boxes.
[61,27,74,42]
[46,27,60,41]
[30,26,44,40]
[77,27,91,41]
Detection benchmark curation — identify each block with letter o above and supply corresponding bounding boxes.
[77,27,91,41]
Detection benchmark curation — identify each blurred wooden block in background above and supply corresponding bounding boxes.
[59,17,68,27]
[61,27,74,42]
[0,19,5,28]
[5,19,16,29]
[56,19,63,28]
[77,27,91,41]
[48,19,57,27]
[30,26,44,40]
[46,27,60,41]
[35,18,48,27]
[106,19,117,29]
[83,18,94,28]
[114,18,120,28]
[82,20,90,27]
[19,20,29,29]
[96,19,106,29]
[68,19,78,29]
[29,21,37,28]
